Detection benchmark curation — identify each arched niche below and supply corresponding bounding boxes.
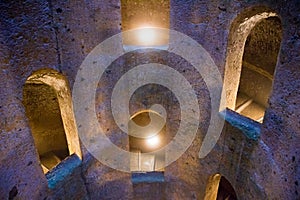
[221,7,282,123]
[204,174,237,200]
[129,110,167,172]
[23,69,81,173]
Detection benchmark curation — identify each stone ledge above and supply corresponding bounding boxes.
[131,172,165,184]
[220,108,261,140]
[45,154,82,189]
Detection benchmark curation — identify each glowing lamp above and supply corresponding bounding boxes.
[137,27,156,45]
[146,135,160,147]
[122,26,169,51]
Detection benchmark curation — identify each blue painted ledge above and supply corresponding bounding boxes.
[131,172,165,184]
[220,108,261,140]
[45,154,81,189]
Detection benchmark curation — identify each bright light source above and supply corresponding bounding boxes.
[137,27,156,46]
[146,135,160,147]
[122,26,169,51]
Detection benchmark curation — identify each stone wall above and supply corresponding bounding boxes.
[0,0,299,199]
[171,0,299,199]
[0,1,57,199]
[0,1,87,199]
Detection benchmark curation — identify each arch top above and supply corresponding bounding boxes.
[130,109,164,120]
[204,174,238,200]
[230,5,281,26]
[25,68,69,92]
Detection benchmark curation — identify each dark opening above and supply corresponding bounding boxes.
[216,176,237,200]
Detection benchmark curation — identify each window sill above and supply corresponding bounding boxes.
[131,171,165,184]
[219,108,261,140]
[123,45,169,52]
[45,154,82,189]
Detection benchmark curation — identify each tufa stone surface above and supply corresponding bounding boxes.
[0,0,299,199]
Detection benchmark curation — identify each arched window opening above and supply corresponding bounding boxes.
[121,0,170,51]
[204,174,237,200]
[23,83,68,172]
[222,9,282,123]
[129,110,166,172]
[23,69,81,174]
[216,176,237,200]
[235,17,282,122]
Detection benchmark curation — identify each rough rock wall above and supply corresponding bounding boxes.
[261,0,300,198]
[50,0,121,86]
[0,0,299,199]
[0,1,56,199]
[171,0,299,199]
[49,0,132,199]
[0,1,87,199]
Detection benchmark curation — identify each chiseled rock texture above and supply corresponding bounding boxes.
[0,0,299,199]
